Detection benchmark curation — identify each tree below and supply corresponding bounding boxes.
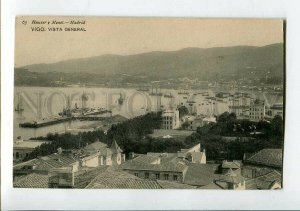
[178,105,189,118]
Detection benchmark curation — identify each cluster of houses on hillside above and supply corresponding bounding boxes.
[13,139,282,190]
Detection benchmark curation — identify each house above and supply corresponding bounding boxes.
[13,138,47,162]
[221,160,242,174]
[13,152,79,179]
[214,168,246,190]
[13,140,125,182]
[83,139,125,166]
[121,144,206,183]
[121,154,188,183]
[243,148,283,170]
[181,115,203,130]
[245,170,282,190]
[242,148,283,189]
[183,163,220,187]
[85,168,162,189]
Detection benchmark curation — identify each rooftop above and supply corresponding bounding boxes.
[245,149,283,168]
[85,168,162,189]
[14,173,49,188]
[84,141,107,152]
[14,153,78,171]
[184,163,220,187]
[121,154,188,173]
[222,160,241,169]
[245,170,282,190]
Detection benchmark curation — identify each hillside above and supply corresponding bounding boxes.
[18,43,284,83]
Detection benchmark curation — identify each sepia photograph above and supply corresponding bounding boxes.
[12,17,284,190]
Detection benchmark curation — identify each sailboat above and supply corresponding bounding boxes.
[15,95,24,112]
[118,92,124,105]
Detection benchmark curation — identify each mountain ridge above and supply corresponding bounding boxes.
[19,43,284,81]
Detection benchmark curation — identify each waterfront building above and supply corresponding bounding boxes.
[161,108,180,130]
[249,99,267,122]
[228,92,252,119]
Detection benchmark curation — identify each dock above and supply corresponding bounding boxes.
[19,110,113,128]
[19,117,73,128]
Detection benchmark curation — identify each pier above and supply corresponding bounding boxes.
[19,110,113,128]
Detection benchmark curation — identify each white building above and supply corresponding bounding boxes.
[228,93,252,118]
[249,100,266,122]
[161,108,180,130]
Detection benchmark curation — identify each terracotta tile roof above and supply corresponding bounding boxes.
[74,166,110,188]
[85,169,162,189]
[40,154,77,168]
[245,149,283,168]
[14,159,53,171]
[184,164,220,186]
[14,153,78,171]
[146,153,179,163]
[13,173,49,188]
[121,157,188,173]
[133,154,159,164]
[245,170,282,190]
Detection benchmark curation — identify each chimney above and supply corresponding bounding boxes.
[57,147,63,154]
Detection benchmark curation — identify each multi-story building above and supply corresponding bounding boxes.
[228,92,252,118]
[13,138,47,163]
[161,108,180,129]
[121,144,206,183]
[249,99,267,122]
[13,140,125,181]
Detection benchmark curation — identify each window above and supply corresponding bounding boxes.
[16,152,19,159]
[164,174,169,180]
[155,173,160,180]
[134,173,139,177]
[173,175,178,181]
[145,172,149,179]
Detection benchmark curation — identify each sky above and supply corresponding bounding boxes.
[15,17,283,67]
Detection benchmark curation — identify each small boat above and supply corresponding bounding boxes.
[118,92,124,105]
[178,90,189,95]
[164,93,174,98]
[15,95,24,112]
